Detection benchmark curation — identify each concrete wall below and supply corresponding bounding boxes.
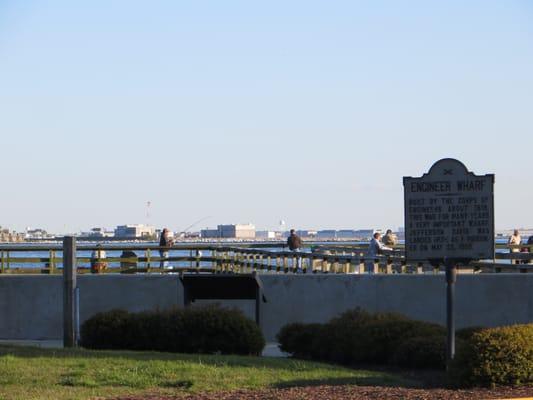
[0,274,532,341]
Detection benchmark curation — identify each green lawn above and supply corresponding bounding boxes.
[0,345,414,400]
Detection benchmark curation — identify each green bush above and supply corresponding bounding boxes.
[275,308,446,367]
[311,308,380,363]
[81,305,265,355]
[80,309,130,350]
[456,326,484,341]
[391,335,446,369]
[176,305,265,355]
[449,324,533,387]
[354,317,445,364]
[277,323,323,358]
[317,309,445,365]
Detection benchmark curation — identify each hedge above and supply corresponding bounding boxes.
[81,305,265,355]
[391,335,446,369]
[276,308,445,367]
[277,309,533,388]
[449,324,533,387]
[277,323,324,359]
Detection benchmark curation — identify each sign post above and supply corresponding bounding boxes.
[403,159,494,366]
[444,259,457,361]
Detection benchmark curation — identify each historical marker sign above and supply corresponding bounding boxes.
[403,158,495,261]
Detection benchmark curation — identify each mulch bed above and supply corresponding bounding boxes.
[115,385,533,400]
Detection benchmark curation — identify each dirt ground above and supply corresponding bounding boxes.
[115,384,533,400]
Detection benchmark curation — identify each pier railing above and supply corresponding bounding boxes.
[0,242,532,274]
[0,242,533,274]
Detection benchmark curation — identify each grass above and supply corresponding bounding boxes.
[0,345,415,400]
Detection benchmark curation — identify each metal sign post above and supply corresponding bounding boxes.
[63,236,77,348]
[445,260,457,362]
[403,159,494,368]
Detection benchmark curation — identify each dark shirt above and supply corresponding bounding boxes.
[287,234,303,251]
[159,233,171,247]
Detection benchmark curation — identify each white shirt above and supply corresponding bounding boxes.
[368,238,392,258]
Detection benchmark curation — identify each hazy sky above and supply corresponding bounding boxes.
[1,1,532,234]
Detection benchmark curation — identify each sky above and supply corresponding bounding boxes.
[1,1,532,234]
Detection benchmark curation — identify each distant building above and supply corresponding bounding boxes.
[353,229,374,240]
[25,227,50,240]
[1,227,25,242]
[256,230,277,239]
[200,224,256,239]
[219,224,255,239]
[183,231,200,239]
[317,230,337,239]
[336,230,358,239]
[200,229,219,239]
[294,230,316,238]
[83,228,114,238]
[114,224,155,239]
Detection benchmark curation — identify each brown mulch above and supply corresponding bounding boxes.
[114,385,533,400]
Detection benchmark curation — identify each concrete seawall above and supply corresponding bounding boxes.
[0,274,532,341]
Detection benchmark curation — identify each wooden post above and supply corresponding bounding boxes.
[344,260,351,274]
[373,259,379,274]
[233,252,238,273]
[63,236,77,348]
[212,249,217,272]
[308,256,314,274]
[417,262,423,274]
[195,250,201,272]
[358,258,365,274]
[332,258,339,274]
[49,250,55,273]
[400,260,407,274]
[322,257,328,273]
[386,258,393,274]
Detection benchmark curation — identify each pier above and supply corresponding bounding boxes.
[0,242,531,274]
[1,241,531,342]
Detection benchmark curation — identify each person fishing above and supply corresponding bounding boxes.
[159,228,174,269]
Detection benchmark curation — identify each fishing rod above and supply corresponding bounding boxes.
[178,216,212,235]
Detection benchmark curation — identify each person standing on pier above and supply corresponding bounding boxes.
[159,228,174,269]
[508,229,522,265]
[382,229,398,247]
[287,229,303,270]
[366,232,392,273]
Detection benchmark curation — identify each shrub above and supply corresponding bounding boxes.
[277,323,323,358]
[275,308,446,366]
[450,324,533,387]
[456,326,484,341]
[317,310,445,365]
[80,309,130,350]
[81,305,265,355]
[176,305,265,355]
[353,317,445,364]
[391,335,446,369]
[309,308,380,363]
